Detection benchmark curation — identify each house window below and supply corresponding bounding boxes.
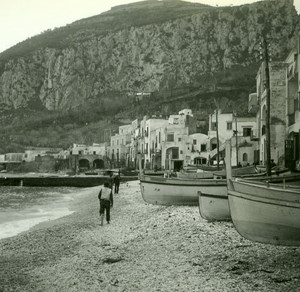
[227,122,232,130]
[243,128,251,137]
[167,134,174,142]
[79,150,82,155]
[180,150,183,154]
[211,143,217,150]
[193,139,197,145]
[201,144,207,152]
[178,137,182,142]
[211,122,217,131]
[93,151,96,155]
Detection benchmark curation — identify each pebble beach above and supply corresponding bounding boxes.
[1,180,300,292]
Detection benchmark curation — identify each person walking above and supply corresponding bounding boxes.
[109,171,114,190]
[114,174,120,194]
[98,182,113,226]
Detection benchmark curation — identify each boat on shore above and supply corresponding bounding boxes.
[177,164,256,180]
[224,138,300,246]
[139,174,226,206]
[176,171,215,179]
[198,187,230,221]
[186,164,223,172]
[227,177,300,246]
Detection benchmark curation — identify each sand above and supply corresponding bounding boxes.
[0,180,300,292]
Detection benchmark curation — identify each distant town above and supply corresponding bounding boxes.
[0,43,300,174]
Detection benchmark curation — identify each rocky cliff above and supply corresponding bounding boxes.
[0,0,299,111]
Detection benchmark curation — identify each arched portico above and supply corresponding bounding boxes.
[79,159,90,170]
[93,159,104,169]
[194,157,207,165]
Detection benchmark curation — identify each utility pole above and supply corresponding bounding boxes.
[260,38,272,176]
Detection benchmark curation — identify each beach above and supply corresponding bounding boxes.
[1,180,300,292]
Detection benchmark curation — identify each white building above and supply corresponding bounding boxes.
[208,110,258,166]
[70,143,107,156]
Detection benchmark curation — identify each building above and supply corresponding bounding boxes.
[285,47,300,169]
[186,133,210,166]
[250,61,287,166]
[208,110,258,166]
[144,117,169,169]
[24,147,63,162]
[110,124,132,167]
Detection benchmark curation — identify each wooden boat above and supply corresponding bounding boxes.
[198,188,230,221]
[176,171,214,179]
[139,174,226,206]
[144,170,165,176]
[197,165,257,221]
[224,139,300,246]
[187,164,224,172]
[213,164,257,177]
[177,164,257,180]
[227,177,300,246]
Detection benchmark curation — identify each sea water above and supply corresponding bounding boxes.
[0,186,78,240]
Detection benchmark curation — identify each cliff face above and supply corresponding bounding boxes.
[0,0,299,111]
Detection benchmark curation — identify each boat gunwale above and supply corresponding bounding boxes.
[140,178,227,187]
[198,191,228,200]
[233,178,300,194]
[228,187,300,208]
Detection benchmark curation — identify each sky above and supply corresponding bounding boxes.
[0,0,299,53]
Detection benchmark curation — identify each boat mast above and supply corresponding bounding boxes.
[261,38,271,176]
[234,112,239,166]
[216,109,220,170]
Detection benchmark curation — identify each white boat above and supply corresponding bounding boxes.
[198,188,230,221]
[227,177,300,246]
[177,165,256,180]
[176,171,215,179]
[139,174,226,206]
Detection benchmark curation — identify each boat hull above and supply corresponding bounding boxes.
[198,189,230,221]
[140,175,226,206]
[228,178,300,246]
[176,172,214,179]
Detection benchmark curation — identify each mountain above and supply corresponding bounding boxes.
[0,0,299,153]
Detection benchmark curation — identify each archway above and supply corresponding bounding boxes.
[242,153,248,162]
[194,157,207,165]
[93,159,104,169]
[79,159,90,170]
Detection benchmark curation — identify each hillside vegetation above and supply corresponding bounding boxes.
[0,0,299,153]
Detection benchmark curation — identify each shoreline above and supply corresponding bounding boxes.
[0,186,88,240]
[1,181,300,291]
